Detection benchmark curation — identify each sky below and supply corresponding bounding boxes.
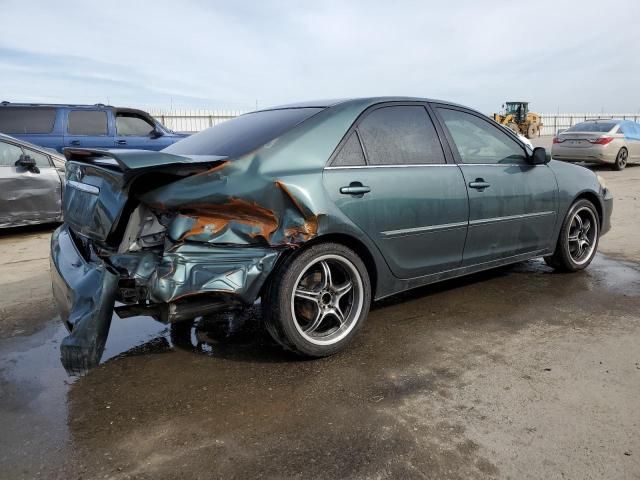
[1,0,639,114]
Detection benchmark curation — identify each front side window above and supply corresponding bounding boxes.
[0,107,56,134]
[24,148,51,167]
[164,107,322,157]
[0,141,24,166]
[437,108,526,165]
[67,110,108,136]
[357,106,445,165]
[116,114,155,136]
[331,132,366,167]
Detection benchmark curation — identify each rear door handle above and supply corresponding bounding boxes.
[469,179,490,190]
[340,183,371,196]
[116,140,127,145]
[69,140,81,146]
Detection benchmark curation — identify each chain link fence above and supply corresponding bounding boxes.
[150,108,640,136]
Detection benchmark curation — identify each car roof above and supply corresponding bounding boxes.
[257,96,469,112]
[0,102,152,116]
[0,132,66,159]
[577,119,623,123]
[0,101,115,109]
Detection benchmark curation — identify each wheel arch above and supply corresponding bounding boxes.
[573,190,604,229]
[266,233,380,299]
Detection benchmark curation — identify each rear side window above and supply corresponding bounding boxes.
[164,107,322,157]
[437,108,526,165]
[619,122,639,136]
[0,141,23,166]
[0,107,56,134]
[357,106,445,165]
[331,132,366,167]
[68,110,108,135]
[116,113,155,136]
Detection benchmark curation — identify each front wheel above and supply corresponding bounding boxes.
[544,199,599,272]
[262,242,371,357]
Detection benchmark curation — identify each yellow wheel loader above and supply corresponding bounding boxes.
[493,101,543,138]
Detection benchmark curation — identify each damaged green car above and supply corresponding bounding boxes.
[50,97,613,373]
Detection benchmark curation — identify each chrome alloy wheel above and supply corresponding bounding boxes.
[290,254,364,346]
[567,206,598,265]
[616,148,628,169]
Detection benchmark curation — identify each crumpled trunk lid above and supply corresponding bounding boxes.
[62,148,225,243]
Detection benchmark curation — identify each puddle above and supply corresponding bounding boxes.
[0,253,638,476]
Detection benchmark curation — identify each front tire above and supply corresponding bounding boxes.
[613,147,628,171]
[544,199,599,272]
[262,242,371,357]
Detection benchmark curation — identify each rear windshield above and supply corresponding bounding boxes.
[164,107,323,157]
[566,121,617,133]
[0,107,56,134]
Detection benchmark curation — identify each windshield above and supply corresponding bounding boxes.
[566,121,617,133]
[164,107,323,157]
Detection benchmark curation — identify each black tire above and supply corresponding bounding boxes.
[544,199,600,272]
[262,242,371,357]
[613,147,628,171]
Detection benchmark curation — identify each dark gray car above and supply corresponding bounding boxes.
[0,133,66,228]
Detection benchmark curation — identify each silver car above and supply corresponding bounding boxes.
[0,133,66,228]
[551,119,640,170]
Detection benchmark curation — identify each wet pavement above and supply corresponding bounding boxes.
[1,163,640,479]
[1,253,639,479]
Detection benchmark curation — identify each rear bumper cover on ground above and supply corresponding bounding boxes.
[51,226,118,374]
[50,224,281,374]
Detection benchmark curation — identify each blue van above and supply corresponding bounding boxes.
[0,102,188,152]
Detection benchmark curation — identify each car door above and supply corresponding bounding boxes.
[620,121,640,160]
[323,103,469,279]
[114,112,169,150]
[433,105,558,266]
[64,109,113,149]
[0,140,62,226]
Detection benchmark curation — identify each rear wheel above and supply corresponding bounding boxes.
[262,242,371,357]
[613,147,628,171]
[544,199,599,272]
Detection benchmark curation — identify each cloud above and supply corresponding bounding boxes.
[0,0,638,112]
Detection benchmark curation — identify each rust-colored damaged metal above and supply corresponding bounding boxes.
[151,168,324,247]
[180,198,279,242]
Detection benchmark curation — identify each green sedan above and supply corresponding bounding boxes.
[50,97,613,373]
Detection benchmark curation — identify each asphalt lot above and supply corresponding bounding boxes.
[0,140,639,479]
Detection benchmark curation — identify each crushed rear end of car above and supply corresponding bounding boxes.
[50,148,320,374]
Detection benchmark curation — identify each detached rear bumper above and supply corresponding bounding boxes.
[50,224,282,373]
[51,225,118,375]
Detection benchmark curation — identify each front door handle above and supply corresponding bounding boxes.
[469,178,490,191]
[69,140,81,146]
[116,140,127,145]
[340,182,371,196]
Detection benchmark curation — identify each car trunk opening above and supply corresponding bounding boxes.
[62,148,227,244]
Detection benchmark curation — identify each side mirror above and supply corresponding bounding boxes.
[149,128,164,139]
[15,154,40,173]
[530,147,550,165]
